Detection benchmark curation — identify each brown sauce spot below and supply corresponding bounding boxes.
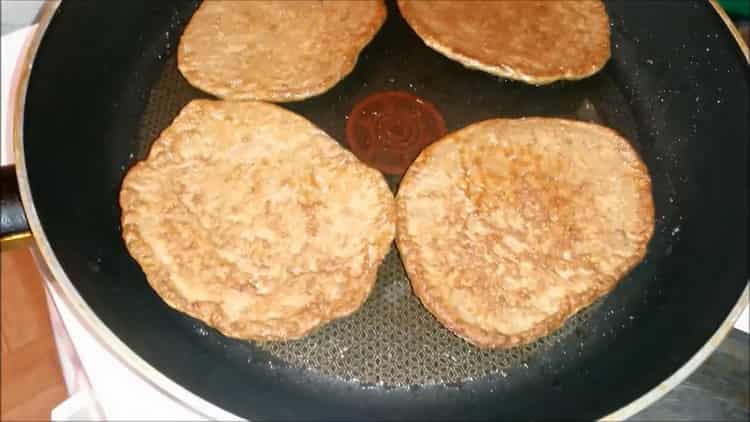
[346,91,446,175]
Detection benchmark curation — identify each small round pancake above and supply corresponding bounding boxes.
[177,0,386,102]
[397,0,611,85]
[396,118,654,348]
[120,100,395,341]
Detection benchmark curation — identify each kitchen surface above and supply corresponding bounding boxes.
[1,248,67,419]
[1,1,748,420]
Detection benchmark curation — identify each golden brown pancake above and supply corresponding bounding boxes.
[178,0,386,101]
[396,118,654,348]
[397,0,611,85]
[120,100,395,341]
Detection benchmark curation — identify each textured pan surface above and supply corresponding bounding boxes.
[139,54,609,386]
[121,99,395,342]
[132,0,676,388]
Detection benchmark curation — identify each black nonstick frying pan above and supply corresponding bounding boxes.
[1,0,748,420]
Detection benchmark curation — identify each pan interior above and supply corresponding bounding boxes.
[136,4,634,387]
[23,0,748,419]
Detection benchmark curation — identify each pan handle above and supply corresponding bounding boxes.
[1,165,31,249]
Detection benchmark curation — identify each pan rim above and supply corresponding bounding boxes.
[11,1,749,420]
[11,1,243,420]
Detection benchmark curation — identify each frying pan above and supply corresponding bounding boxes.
[1,0,748,420]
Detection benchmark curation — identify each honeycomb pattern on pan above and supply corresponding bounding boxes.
[136,56,601,387]
[259,248,598,386]
[135,56,212,158]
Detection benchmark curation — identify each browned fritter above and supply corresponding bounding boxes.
[397,0,611,84]
[396,118,654,348]
[120,100,395,341]
[178,0,386,101]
